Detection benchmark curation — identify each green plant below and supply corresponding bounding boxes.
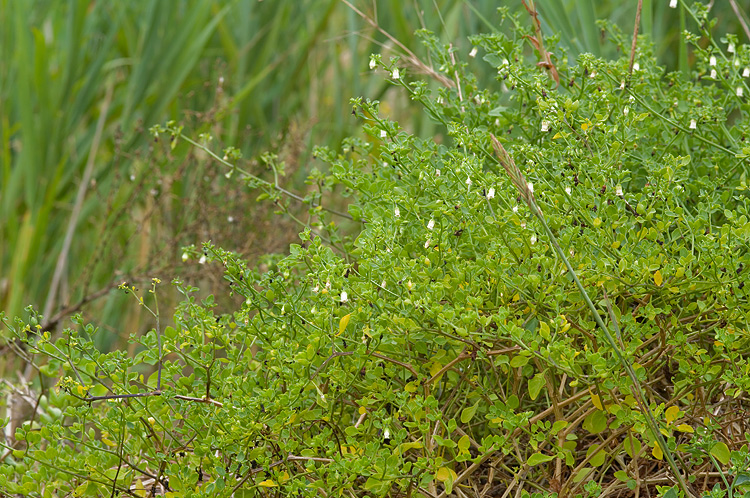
[4,4,750,498]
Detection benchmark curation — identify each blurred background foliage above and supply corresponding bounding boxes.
[0,0,747,358]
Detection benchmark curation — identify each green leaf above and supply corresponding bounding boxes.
[527,452,555,466]
[510,354,529,368]
[623,437,642,458]
[582,410,608,434]
[586,444,606,467]
[528,373,545,400]
[460,400,480,424]
[710,441,730,465]
[614,470,629,482]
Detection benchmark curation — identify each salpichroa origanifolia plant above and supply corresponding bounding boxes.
[4,6,750,498]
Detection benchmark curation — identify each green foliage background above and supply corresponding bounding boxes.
[3,1,750,497]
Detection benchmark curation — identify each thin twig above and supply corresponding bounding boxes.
[341,0,454,88]
[628,0,643,79]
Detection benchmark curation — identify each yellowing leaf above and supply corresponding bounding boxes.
[539,321,550,340]
[665,406,681,425]
[652,443,663,460]
[590,391,603,411]
[102,437,118,448]
[653,270,663,287]
[675,424,694,433]
[430,362,443,378]
[358,406,367,415]
[338,313,351,336]
[258,479,277,488]
[436,466,457,482]
[457,435,470,452]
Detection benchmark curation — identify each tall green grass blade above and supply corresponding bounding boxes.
[575,0,600,56]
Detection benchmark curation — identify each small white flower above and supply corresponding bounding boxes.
[735,59,740,67]
[436,95,444,105]
[424,239,430,249]
[469,47,478,58]
[710,55,717,66]
[427,219,435,230]
[502,58,509,66]
[392,68,400,79]
[589,70,596,78]
[690,119,697,129]
[406,280,413,290]
[737,87,744,97]
[541,120,550,132]
[530,234,537,244]
[619,80,626,90]
[435,169,440,177]
[512,205,519,213]
[340,291,348,303]
[369,57,377,70]
[227,216,234,223]
[633,62,640,71]
[669,0,677,7]
[520,221,526,229]
[199,255,207,265]
[394,207,400,217]
[565,187,571,195]
[384,428,390,439]
[710,69,717,79]
[130,174,136,181]
[313,285,319,293]
[487,187,495,199]
[729,43,736,54]
[383,162,388,168]
[381,280,386,288]
[527,182,534,193]
[380,130,387,138]
[182,252,189,262]
[246,297,252,306]
[623,106,629,116]
[616,185,623,196]
[326,279,331,289]
[466,176,472,186]
[744,67,750,78]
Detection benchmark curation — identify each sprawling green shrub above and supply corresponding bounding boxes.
[3,7,750,498]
